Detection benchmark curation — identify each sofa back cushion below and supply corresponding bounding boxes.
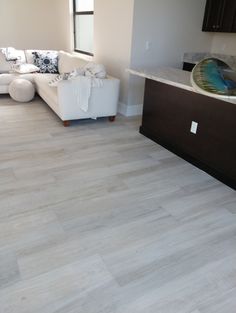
[0,48,26,73]
[0,48,26,63]
[58,51,88,74]
[0,51,11,73]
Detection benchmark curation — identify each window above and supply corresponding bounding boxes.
[73,0,94,56]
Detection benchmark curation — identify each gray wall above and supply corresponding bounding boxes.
[127,0,213,109]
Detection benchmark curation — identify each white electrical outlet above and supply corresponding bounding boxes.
[190,121,198,134]
[145,41,150,50]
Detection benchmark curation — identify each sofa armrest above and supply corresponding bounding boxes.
[57,76,120,120]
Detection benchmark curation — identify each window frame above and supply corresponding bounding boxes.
[73,0,94,56]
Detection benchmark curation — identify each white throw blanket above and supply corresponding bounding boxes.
[71,76,92,112]
[70,63,106,112]
[84,63,106,79]
[48,62,107,112]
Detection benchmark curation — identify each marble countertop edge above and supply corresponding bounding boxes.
[127,67,236,105]
[127,68,194,92]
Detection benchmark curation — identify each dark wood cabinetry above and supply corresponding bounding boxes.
[140,79,236,189]
[202,0,236,33]
[232,7,236,31]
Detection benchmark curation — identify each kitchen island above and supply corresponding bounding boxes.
[128,68,236,189]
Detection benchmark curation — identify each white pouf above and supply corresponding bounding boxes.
[9,79,35,102]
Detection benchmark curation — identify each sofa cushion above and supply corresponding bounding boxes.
[58,51,88,74]
[34,74,58,102]
[0,85,9,94]
[33,51,59,74]
[0,73,36,86]
[18,73,36,83]
[12,63,40,74]
[0,73,18,85]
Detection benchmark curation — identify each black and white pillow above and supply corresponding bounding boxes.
[33,51,59,74]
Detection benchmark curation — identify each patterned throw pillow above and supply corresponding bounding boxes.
[33,51,59,74]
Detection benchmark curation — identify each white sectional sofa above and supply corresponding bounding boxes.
[0,49,120,126]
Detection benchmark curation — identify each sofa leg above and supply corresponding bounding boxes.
[109,116,116,122]
[63,120,70,127]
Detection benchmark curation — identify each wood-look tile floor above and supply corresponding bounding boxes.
[0,95,236,313]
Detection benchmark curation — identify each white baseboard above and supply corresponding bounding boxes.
[118,102,143,117]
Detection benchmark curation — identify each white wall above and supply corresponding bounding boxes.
[2,0,235,115]
[127,0,213,110]
[94,0,134,107]
[0,0,72,51]
[211,33,236,55]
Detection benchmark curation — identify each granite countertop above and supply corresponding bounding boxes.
[127,67,236,105]
[183,52,236,70]
[127,67,193,92]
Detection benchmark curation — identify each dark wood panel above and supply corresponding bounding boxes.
[219,0,236,32]
[140,79,236,189]
[202,0,236,33]
[232,9,236,31]
[202,0,222,31]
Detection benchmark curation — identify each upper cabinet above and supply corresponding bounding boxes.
[202,0,236,33]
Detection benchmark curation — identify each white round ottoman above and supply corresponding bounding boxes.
[9,79,35,102]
